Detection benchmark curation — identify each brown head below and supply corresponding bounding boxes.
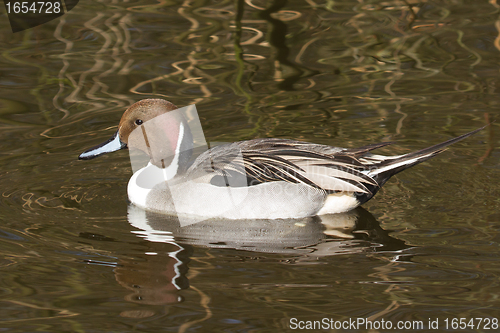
[79,99,191,170]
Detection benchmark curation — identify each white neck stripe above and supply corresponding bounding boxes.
[162,122,185,180]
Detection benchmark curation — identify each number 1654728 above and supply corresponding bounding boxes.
[5,1,62,14]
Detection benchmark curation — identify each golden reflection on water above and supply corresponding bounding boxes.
[22,0,494,145]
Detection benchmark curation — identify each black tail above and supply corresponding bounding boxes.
[356,125,487,204]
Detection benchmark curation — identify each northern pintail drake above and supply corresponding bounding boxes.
[79,99,484,220]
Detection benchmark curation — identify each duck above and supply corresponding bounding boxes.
[79,99,485,220]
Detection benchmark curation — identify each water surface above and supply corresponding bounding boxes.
[0,0,499,331]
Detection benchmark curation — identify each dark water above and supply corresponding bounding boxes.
[1,0,499,331]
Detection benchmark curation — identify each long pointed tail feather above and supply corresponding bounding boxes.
[370,125,487,179]
[354,125,487,205]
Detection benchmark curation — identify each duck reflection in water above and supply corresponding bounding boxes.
[113,241,191,306]
[109,205,409,306]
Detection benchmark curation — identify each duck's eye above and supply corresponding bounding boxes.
[135,119,143,126]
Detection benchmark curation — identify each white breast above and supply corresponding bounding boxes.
[128,164,327,220]
[128,164,361,220]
